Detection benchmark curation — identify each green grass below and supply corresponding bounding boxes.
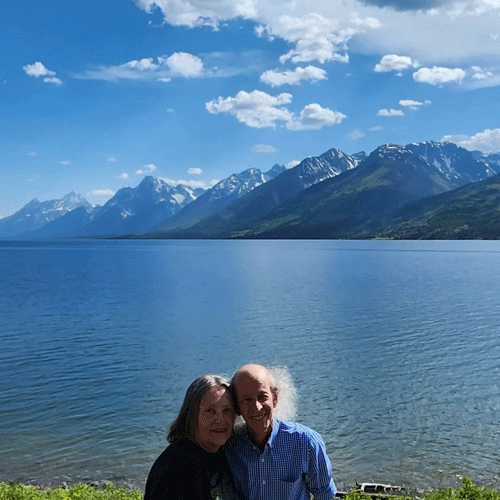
[345,478,500,500]
[0,483,143,500]
[0,478,498,500]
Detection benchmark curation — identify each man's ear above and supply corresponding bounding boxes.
[272,387,279,408]
[230,385,241,415]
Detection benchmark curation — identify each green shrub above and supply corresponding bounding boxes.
[424,478,500,500]
[343,478,499,500]
[0,483,143,500]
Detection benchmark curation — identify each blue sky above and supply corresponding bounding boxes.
[2,0,500,217]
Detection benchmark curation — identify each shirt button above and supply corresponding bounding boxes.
[261,459,265,463]
[262,481,266,485]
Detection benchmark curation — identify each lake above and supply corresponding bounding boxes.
[1,239,500,492]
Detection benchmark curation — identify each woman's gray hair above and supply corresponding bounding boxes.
[168,374,231,443]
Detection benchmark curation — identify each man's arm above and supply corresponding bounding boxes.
[305,431,337,500]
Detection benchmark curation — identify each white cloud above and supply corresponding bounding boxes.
[161,52,204,77]
[263,14,351,65]
[188,167,203,175]
[370,125,384,131]
[399,98,431,110]
[287,104,347,131]
[442,128,500,154]
[133,0,500,67]
[206,90,294,129]
[27,152,37,156]
[471,65,494,80]
[43,77,63,85]
[413,66,466,85]
[399,99,424,107]
[377,108,404,116]
[115,173,129,180]
[136,164,157,175]
[447,0,500,18]
[260,65,327,87]
[76,52,204,82]
[206,90,346,130]
[92,189,115,196]
[107,156,117,162]
[23,62,56,77]
[23,62,62,85]
[349,129,366,140]
[60,160,72,165]
[252,144,278,153]
[135,0,257,28]
[374,54,417,72]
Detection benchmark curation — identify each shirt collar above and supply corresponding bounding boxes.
[241,418,280,451]
[266,418,280,449]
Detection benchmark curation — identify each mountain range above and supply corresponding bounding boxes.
[2,141,500,240]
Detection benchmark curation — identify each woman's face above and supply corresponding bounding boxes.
[196,385,235,453]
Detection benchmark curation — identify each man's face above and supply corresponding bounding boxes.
[235,368,278,445]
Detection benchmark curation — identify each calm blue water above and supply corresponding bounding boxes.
[1,239,500,492]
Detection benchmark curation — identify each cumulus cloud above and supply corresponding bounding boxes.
[377,108,404,116]
[135,0,257,28]
[258,13,351,65]
[447,0,500,17]
[136,164,157,175]
[206,90,294,129]
[252,144,278,153]
[132,0,500,68]
[471,65,494,80]
[260,65,327,87]
[287,104,347,131]
[23,62,56,77]
[442,128,500,154]
[92,189,115,196]
[206,90,346,130]
[399,99,432,110]
[115,173,129,180]
[43,77,63,85]
[161,52,204,77]
[374,54,417,73]
[413,66,466,85]
[349,129,366,140]
[188,167,203,175]
[76,52,204,82]
[23,62,62,85]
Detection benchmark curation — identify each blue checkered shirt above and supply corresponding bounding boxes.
[224,419,337,500]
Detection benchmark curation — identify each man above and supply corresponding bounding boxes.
[225,364,337,500]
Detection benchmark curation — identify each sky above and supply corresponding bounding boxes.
[2,0,500,218]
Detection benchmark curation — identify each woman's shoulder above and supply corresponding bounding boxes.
[153,439,204,467]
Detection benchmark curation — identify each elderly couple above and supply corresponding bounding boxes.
[144,363,337,500]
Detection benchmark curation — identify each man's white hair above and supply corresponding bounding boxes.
[268,366,298,421]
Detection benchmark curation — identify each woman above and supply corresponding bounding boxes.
[144,374,238,500]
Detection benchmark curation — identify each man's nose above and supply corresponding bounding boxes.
[255,401,263,412]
